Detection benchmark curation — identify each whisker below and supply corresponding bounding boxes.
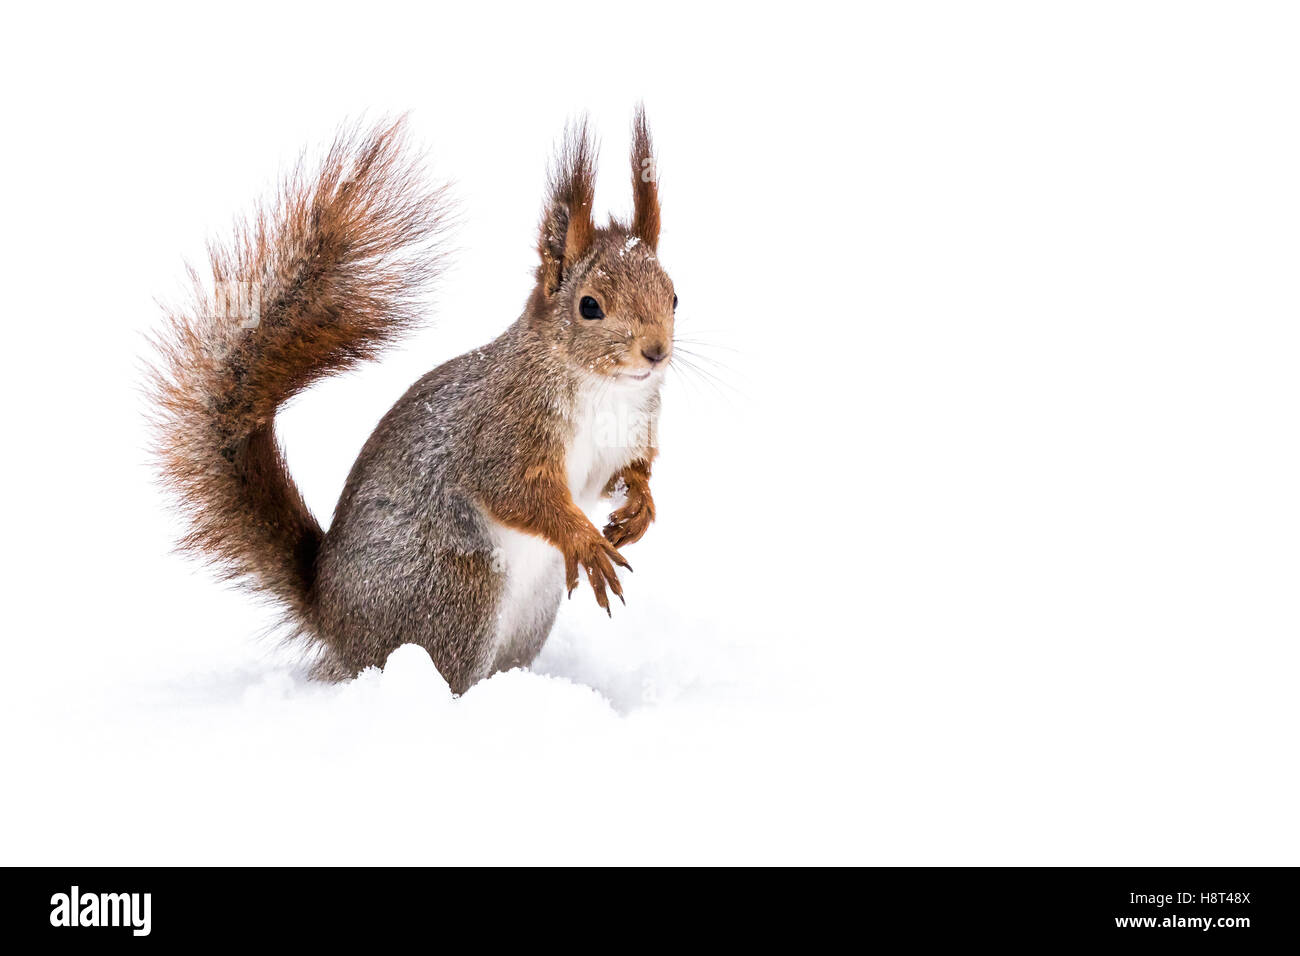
[672,345,732,373]
[672,335,740,354]
[669,351,739,404]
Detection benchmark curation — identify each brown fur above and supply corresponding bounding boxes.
[147,118,449,633]
[537,118,597,296]
[604,455,657,549]
[630,103,661,249]
[148,112,676,692]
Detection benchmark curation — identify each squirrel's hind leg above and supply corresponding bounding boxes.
[313,499,506,695]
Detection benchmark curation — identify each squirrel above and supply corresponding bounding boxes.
[148,110,675,694]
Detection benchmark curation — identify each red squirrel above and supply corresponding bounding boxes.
[148,110,675,693]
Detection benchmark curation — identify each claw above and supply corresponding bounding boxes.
[588,565,610,613]
[606,567,625,602]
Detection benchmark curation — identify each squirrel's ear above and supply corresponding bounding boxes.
[537,118,597,296]
[630,103,660,250]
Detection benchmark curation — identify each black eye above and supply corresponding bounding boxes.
[579,296,604,320]
[672,294,678,311]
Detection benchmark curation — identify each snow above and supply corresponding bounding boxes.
[4,2,1300,864]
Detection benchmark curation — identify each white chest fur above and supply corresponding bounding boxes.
[564,377,659,511]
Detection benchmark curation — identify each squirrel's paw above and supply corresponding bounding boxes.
[603,485,656,549]
[564,527,631,616]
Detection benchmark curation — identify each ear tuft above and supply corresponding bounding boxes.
[538,117,598,295]
[630,103,660,250]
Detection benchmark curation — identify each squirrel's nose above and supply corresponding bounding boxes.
[641,342,668,364]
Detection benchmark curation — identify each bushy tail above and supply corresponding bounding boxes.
[146,117,449,629]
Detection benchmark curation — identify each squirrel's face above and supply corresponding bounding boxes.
[532,108,672,387]
[554,231,675,385]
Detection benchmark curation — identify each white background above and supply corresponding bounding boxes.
[2,2,1297,864]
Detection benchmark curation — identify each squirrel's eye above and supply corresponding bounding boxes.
[673,294,678,311]
[579,296,604,320]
